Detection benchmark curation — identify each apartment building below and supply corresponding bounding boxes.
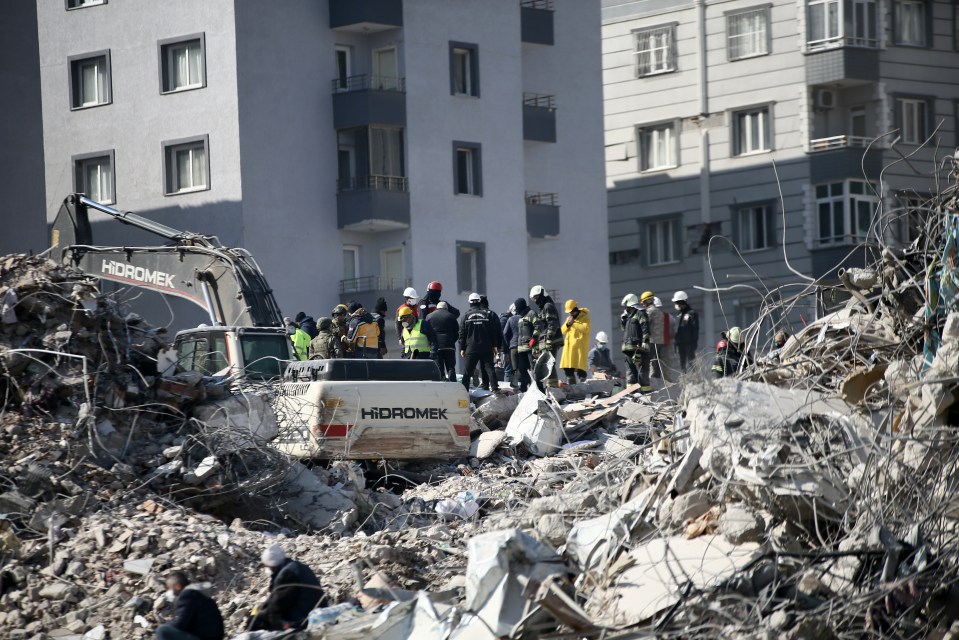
[36,0,611,337]
[604,0,959,347]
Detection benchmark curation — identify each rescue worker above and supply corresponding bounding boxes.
[620,293,652,392]
[371,298,389,358]
[641,291,674,383]
[395,287,420,350]
[499,304,515,386]
[711,326,749,378]
[331,304,349,341]
[294,312,318,340]
[528,285,563,387]
[560,299,591,384]
[250,544,324,632]
[587,331,619,378]
[416,281,460,319]
[308,317,341,360]
[459,292,500,392]
[288,319,310,361]
[503,298,533,392]
[156,571,224,640]
[398,305,438,359]
[343,301,381,359]
[672,291,700,372]
[767,329,790,363]
[426,301,459,381]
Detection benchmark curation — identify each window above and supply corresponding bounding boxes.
[849,0,878,47]
[895,193,933,243]
[727,7,769,60]
[341,246,360,291]
[644,218,680,266]
[735,204,774,252]
[633,25,675,77]
[733,106,771,155]
[815,180,877,245]
[609,248,641,266]
[807,0,840,45]
[73,152,115,204]
[850,106,867,138]
[334,46,351,91]
[370,127,404,177]
[160,36,205,93]
[453,142,482,196]
[449,42,479,97]
[69,52,111,109]
[456,241,486,294]
[895,0,928,46]
[163,136,209,195]
[638,123,677,171]
[896,97,929,144]
[66,0,105,8]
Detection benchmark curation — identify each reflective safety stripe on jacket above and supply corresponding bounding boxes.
[402,320,430,354]
[352,322,380,349]
[291,329,310,361]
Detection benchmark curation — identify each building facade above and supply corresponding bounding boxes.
[604,0,959,349]
[36,0,611,339]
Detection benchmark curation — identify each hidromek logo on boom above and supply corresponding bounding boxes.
[101,260,175,289]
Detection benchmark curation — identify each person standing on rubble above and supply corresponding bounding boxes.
[250,544,325,632]
[672,291,699,372]
[156,571,224,640]
[711,327,751,377]
[621,293,652,392]
[308,317,341,360]
[560,299,591,384]
[503,297,533,392]
[529,285,564,387]
[395,287,419,352]
[371,298,389,358]
[641,292,674,383]
[459,292,501,392]
[398,305,438,359]
[587,331,619,378]
[427,301,460,381]
[500,303,515,386]
[342,302,381,359]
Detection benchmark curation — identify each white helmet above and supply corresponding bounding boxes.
[529,285,546,298]
[672,290,689,303]
[508,303,516,314]
[596,331,608,343]
[621,293,639,308]
[653,296,663,308]
[403,287,418,299]
[468,292,482,303]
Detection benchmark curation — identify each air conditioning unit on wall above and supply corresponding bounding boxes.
[815,89,836,110]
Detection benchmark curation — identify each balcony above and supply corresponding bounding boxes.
[332,75,406,129]
[521,0,554,46]
[808,135,872,152]
[336,175,410,232]
[339,275,411,295]
[804,45,878,86]
[525,191,559,239]
[523,93,556,143]
[808,146,882,184]
[329,0,402,32]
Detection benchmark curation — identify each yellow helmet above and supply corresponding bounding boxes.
[397,305,414,319]
[564,299,578,313]
[640,291,655,304]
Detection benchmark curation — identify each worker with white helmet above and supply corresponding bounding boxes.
[394,287,420,351]
[587,331,619,379]
[528,285,563,387]
[672,290,700,372]
[620,293,652,392]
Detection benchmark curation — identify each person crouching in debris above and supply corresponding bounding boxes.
[587,331,619,379]
[250,544,325,632]
[767,329,790,363]
[156,571,224,640]
[711,327,751,378]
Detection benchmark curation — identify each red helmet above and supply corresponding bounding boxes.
[427,281,442,292]
[716,339,728,351]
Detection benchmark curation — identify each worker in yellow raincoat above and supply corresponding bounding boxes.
[560,299,591,384]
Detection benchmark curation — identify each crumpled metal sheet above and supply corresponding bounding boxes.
[504,385,565,457]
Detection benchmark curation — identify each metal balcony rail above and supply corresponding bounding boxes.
[337,175,409,193]
[331,74,406,93]
[339,276,413,294]
[523,92,556,110]
[525,191,558,206]
[808,135,871,151]
[521,0,554,9]
[806,35,878,51]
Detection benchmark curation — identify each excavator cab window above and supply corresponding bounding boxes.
[240,333,289,380]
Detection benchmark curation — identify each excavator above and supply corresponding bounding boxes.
[49,194,292,380]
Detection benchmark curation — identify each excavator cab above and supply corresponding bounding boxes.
[173,326,290,381]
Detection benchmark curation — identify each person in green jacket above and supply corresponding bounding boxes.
[287,318,310,361]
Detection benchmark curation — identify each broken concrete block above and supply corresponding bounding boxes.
[469,430,507,459]
[617,401,655,424]
[720,505,765,545]
[671,489,711,525]
[123,557,155,576]
[472,393,520,430]
[183,456,219,485]
[39,583,77,600]
[191,392,279,450]
[504,385,564,457]
[536,514,570,546]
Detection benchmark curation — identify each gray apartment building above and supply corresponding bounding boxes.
[35,0,612,337]
[604,0,959,347]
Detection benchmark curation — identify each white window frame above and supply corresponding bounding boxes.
[70,52,111,109]
[807,0,878,49]
[66,0,106,9]
[736,204,772,252]
[727,6,770,61]
[74,151,114,205]
[733,106,771,156]
[335,45,351,92]
[898,98,928,144]
[163,136,210,196]
[645,219,679,266]
[633,24,676,77]
[895,0,927,46]
[160,37,205,93]
[454,143,481,196]
[638,122,677,172]
[807,0,841,47]
[342,245,360,285]
[452,48,472,96]
[815,179,877,246]
[849,0,878,47]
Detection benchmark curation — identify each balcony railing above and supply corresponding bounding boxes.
[339,276,412,294]
[523,92,556,110]
[806,36,878,51]
[521,0,554,9]
[809,135,872,152]
[525,191,558,206]
[331,74,405,93]
[337,175,408,193]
